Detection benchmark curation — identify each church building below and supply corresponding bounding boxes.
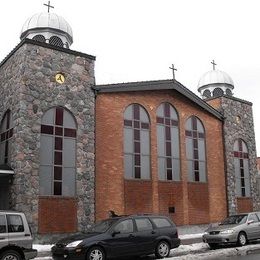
[0,8,258,241]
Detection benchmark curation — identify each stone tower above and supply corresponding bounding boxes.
[0,10,95,241]
[198,66,259,215]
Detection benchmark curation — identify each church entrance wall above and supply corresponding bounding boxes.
[95,90,227,225]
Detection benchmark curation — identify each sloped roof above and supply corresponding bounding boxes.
[94,79,223,120]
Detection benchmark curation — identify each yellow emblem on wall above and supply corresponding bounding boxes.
[55,73,65,84]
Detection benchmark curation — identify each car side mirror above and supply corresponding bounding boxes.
[112,231,121,237]
[247,220,254,225]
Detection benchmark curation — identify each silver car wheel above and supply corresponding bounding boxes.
[1,250,21,260]
[158,241,170,257]
[89,249,103,260]
[3,256,19,260]
[238,232,247,246]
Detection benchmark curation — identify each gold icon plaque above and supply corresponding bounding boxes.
[55,73,65,84]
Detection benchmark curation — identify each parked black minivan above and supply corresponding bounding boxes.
[52,214,180,260]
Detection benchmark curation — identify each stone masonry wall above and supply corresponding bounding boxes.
[209,96,259,215]
[0,41,95,241]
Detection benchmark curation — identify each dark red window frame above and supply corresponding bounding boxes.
[185,116,205,182]
[156,103,179,181]
[41,107,76,195]
[0,110,13,164]
[234,139,249,197]
[124,104,150,179]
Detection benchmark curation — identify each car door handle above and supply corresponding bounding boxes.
[0,237,5,240]
[129,234,135,238]
[151,231,156,234]
[24,234,31,237]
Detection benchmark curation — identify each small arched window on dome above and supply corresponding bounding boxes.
[49,36,63,48]
[203,89,211,99]
[213,88,224,97]
[226,89,232,96]
[32,34,46,43]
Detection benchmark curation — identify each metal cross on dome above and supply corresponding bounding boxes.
[169,64,177,80]
[211,60,217,70]
[44,1,54,13]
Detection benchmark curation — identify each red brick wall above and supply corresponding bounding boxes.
[95,89,227,225]
[38,197,77,234]
[188,183,209,224]
[124,180,153,214]
[237,197,253,213]
[158,182,184,225]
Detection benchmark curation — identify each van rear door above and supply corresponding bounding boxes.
[0,214,8,248]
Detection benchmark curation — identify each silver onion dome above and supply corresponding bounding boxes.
[20,12,73,48]
[197,69,234,99]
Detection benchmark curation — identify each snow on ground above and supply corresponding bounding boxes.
[33,244,53,252]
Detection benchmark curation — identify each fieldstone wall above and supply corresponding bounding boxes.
[0,41,95,241]
[219,96,259,215]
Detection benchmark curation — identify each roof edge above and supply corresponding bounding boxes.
[0,38,95,69]
[94,79,223,120]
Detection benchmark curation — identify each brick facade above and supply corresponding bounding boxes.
[95,90,227,225]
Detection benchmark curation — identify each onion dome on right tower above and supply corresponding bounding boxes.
[197,60,234,99]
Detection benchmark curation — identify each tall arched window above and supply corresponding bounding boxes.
[156,103,180,181]
[185,116,206,182]
[39,107,77,196]
[234,139,250,197]
[0,110,13,165]
[124,104,150,179]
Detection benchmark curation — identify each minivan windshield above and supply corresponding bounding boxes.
[220,214,247,225]
[87,219,118,233]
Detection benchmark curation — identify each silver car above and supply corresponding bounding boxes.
[203,212,260,249]
[0,210,37,260]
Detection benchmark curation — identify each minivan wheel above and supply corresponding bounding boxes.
[155,240,170,258]
[0,250,22,260]
[86,246,105,260]
[237,232,247,246]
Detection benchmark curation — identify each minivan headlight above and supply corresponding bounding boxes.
[66,240,83,248]
[220,229,234,234]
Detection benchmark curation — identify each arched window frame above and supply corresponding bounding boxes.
[39,106,77,196]
[49,36,63,47]
[156,102,180,181]
[185,116,207,182]
[123,104,150,180]
[32,34,46,43]
[233,139,250,197]
[0,110,13,165]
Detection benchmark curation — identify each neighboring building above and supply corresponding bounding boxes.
[0,10,258,241]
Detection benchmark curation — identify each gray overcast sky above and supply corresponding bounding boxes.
[1,0,260,155]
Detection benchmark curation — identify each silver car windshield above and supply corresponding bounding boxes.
[220,214,247,225]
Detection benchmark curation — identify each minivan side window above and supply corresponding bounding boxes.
[7,215,24,233]
[0,215,7,233]
[114,219,133,234]
[151,217,172,228]
[135,218,153,231]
